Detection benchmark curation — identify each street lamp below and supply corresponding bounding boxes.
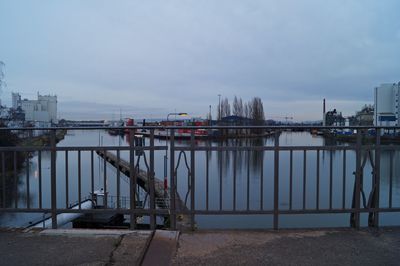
[209,105,212,125]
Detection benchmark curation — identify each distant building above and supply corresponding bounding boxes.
[374,82,400,126]
[324,109,345,126]
[322,99,346,127]
[12,92,57,123]
[355,105,374,126]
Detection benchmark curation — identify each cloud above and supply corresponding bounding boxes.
[58,100,168,120]
[0,0,399,120]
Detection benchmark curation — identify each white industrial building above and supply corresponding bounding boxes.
[11,92,21,109]
[374,82,400,126]
[12,92,57,123]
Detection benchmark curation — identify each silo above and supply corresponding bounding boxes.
[374,83,398,126]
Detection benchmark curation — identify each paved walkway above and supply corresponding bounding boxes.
[173,228,400,266]
[0,228,151,266]
[1,228,399,265]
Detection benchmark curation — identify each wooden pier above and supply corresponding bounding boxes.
[96,150,192,230]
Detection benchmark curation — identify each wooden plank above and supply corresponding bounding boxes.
[141,230,179,266]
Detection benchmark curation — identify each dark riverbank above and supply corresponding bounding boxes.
[18,129,67,146]
[322,131,400,144]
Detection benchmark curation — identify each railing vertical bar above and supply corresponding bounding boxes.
[91,150,94,196]
[169,129,176,229]
[219,149,222,211]
[233,151,237,211]
[26,155,30,209]
[129,130,136,229]
[116,150,121,209]
[352,130,362,229]
[149,129,156,230]
[342,150,346,210]
[38,151,42,209]
[247,149,250,211]
[273,131,280,230]
[373,128,381,227]
[206,150,209,211]
[1,152,5,208]
[190,130,195,230]
[329,149,333,210]
[103,148,107,208]
[389,150,393,208]
[65,150,69,208]
[164,154,168,199]
[14,151,18,209]
[78,150,81,210]
[316,149,320,210]
[50,130,57,229]
[303,150,307,210]
[289,149,293,210]
[260,150,264,211]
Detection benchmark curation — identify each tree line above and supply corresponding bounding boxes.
[217,96,265,123]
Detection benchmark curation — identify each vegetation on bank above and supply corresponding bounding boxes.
[0,123,25,208]
[0,123,25,172]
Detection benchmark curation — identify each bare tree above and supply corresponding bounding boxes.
[0,61,5,96]
[233,96,239,116]
[233,96,244,117]
[244,101,253,119]
[238,98,243,117]
[249,97,265,134]
[221,97,231,118]
[244,102,249,118]
[250,97,265,122]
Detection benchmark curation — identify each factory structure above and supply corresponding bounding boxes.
[322,81,400,129]
[322,98,347,127]
[11,92,58,124]
[374,82,400,127]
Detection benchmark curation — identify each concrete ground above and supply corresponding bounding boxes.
[173,228,400,266]
[1,228,400,265]
[0,228,151,266]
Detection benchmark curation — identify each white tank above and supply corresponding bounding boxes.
[376,84,395,114]
[32,200,93,228]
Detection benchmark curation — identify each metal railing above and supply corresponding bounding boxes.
[0,126,399,230]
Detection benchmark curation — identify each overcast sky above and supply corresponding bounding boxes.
[1,0,399,121]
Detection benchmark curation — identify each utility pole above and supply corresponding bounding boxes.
[209,105,212,125]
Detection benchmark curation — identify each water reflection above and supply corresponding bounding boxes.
[215,138,266,176]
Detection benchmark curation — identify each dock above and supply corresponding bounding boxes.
[96,150,192,230]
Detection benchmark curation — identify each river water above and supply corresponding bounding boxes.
[0,130,399,229]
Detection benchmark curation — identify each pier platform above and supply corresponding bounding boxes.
[0,228,399,265]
